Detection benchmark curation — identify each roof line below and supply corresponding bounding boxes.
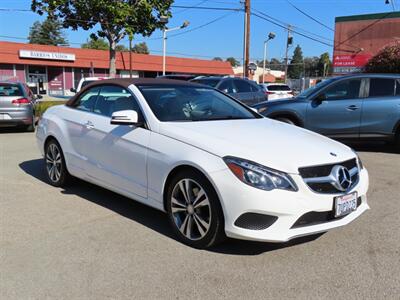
[335,11,400,23]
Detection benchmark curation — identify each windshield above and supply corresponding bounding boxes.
[138,85,258,122]
[190,79,220,87]
[297,78,337,98]
[0,83,23,97]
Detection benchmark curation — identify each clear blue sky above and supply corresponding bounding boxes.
[0,0,396,62]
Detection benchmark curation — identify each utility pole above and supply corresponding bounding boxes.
[243,0,251,78]
[284,25,292,83]
[129,33,133,78]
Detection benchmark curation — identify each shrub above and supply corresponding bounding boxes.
[35,101,66,118]
[365,44,400,73]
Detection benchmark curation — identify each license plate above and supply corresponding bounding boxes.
[0,113,11,120]
[334,192,357,217]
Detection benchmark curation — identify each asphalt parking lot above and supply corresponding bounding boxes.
[1,130,399,299]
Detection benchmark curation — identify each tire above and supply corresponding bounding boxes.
[166,169,225,249]
[275,117,296,125]
[395,132,400,153]
[44,139,72,187]
[25,114,35,132]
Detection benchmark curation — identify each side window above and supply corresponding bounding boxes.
[322,79,361,100]
[94,85,141,118]
[249,82,261,92]
[369,78,395,97]
[75,87,100,111]
[218,80,235,93]
[233,80,252,93]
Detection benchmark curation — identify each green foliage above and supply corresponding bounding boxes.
[318,52,332,77]
[28,17,68,46]
[226,57,240,67]
[35,101,66,118]
[212,57,223,61]
[365,44,400,73]
[32,0,173,76]
[269,58,284,71]
[81,37,109,50]
[132,42,149,54]
[116,44,128,52]
[288,45,304,79]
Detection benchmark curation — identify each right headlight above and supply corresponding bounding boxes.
[224,156,298,192]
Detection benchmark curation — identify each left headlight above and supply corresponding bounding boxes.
[223,156,298,192]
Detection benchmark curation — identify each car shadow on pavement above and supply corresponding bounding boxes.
[20,158,324,256]
[0,127,30,134]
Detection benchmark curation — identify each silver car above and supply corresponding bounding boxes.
[0,81,39,132]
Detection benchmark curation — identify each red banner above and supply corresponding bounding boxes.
[333,54,372,67]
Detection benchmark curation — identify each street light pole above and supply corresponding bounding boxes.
[162,29,167,76]
[262,32,276,83]
[161,18,190,76]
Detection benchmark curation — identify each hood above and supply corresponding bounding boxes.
[158,118,354,174]
[252,97,303,109]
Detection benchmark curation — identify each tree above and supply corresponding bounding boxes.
[303,56,319,77]
[288,45,304,79]
[28,17,68,46]
[116,44,128,52]
[81,37,109,50]
[132,42,149,54]
[226,57,240,67]
[32,0,173,77]
[365,44,400,73]
[269,58,284,71]
[212,57,223,61]
[318,52,332,77]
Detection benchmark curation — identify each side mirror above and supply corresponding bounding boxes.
[314,93,327,104]
[70,88,77,93]
[35,94,43,100]
[111,110,140,126]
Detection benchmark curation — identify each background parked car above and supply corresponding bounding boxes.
[190,76,265,105]
[259,83,294,101]
[70,77,110,93]
[0,81,40,132]
[253,74,400,150]
[157,74,197,81]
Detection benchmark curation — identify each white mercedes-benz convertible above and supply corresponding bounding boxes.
[36,79,369,248]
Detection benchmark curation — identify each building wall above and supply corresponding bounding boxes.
[333,12,400,73]
[0,64,14,80]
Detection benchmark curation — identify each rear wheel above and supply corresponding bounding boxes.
[44,140,72,187]
[166,170,225,249]
[395,131,400,153]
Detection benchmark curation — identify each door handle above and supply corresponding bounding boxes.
[84,121,94,129]
[346,105,359,111]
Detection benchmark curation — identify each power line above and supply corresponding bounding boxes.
[285,0,334,32]
[171,5,242,11]
[251,11,334,47]
[173,0,209,14]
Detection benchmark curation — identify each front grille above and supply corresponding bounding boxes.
[234,213,278,230]
[291,197,362,228]
[299,158,359,194]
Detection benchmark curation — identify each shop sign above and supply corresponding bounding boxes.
[19,50,75,61]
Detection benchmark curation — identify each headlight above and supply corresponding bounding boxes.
[351,149,364,170]
[223,156,298,192]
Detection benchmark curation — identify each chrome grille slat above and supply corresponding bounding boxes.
[299,159,359,194]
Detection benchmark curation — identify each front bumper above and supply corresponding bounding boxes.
[210,167,369,242]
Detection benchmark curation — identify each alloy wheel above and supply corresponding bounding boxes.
[46,143,62,183]
[170,179,212,241]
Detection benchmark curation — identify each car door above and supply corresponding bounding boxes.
[83,84,150,200]
[62,86,100,173]
[305,78,363,138]
[249,81,265,103]
[231,79,257,105]
[359,77,399,138]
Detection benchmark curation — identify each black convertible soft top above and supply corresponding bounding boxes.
[66,78,205,106]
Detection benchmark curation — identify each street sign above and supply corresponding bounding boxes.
[248,62,258,71]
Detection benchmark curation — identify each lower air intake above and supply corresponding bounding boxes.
[234,213,278,230]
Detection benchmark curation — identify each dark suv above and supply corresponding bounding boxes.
[190,77,265,105]
[253,74,400,149]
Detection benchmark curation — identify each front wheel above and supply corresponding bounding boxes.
[166,170,225,249]
[44,140,72,187]
[275,117,296,125]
